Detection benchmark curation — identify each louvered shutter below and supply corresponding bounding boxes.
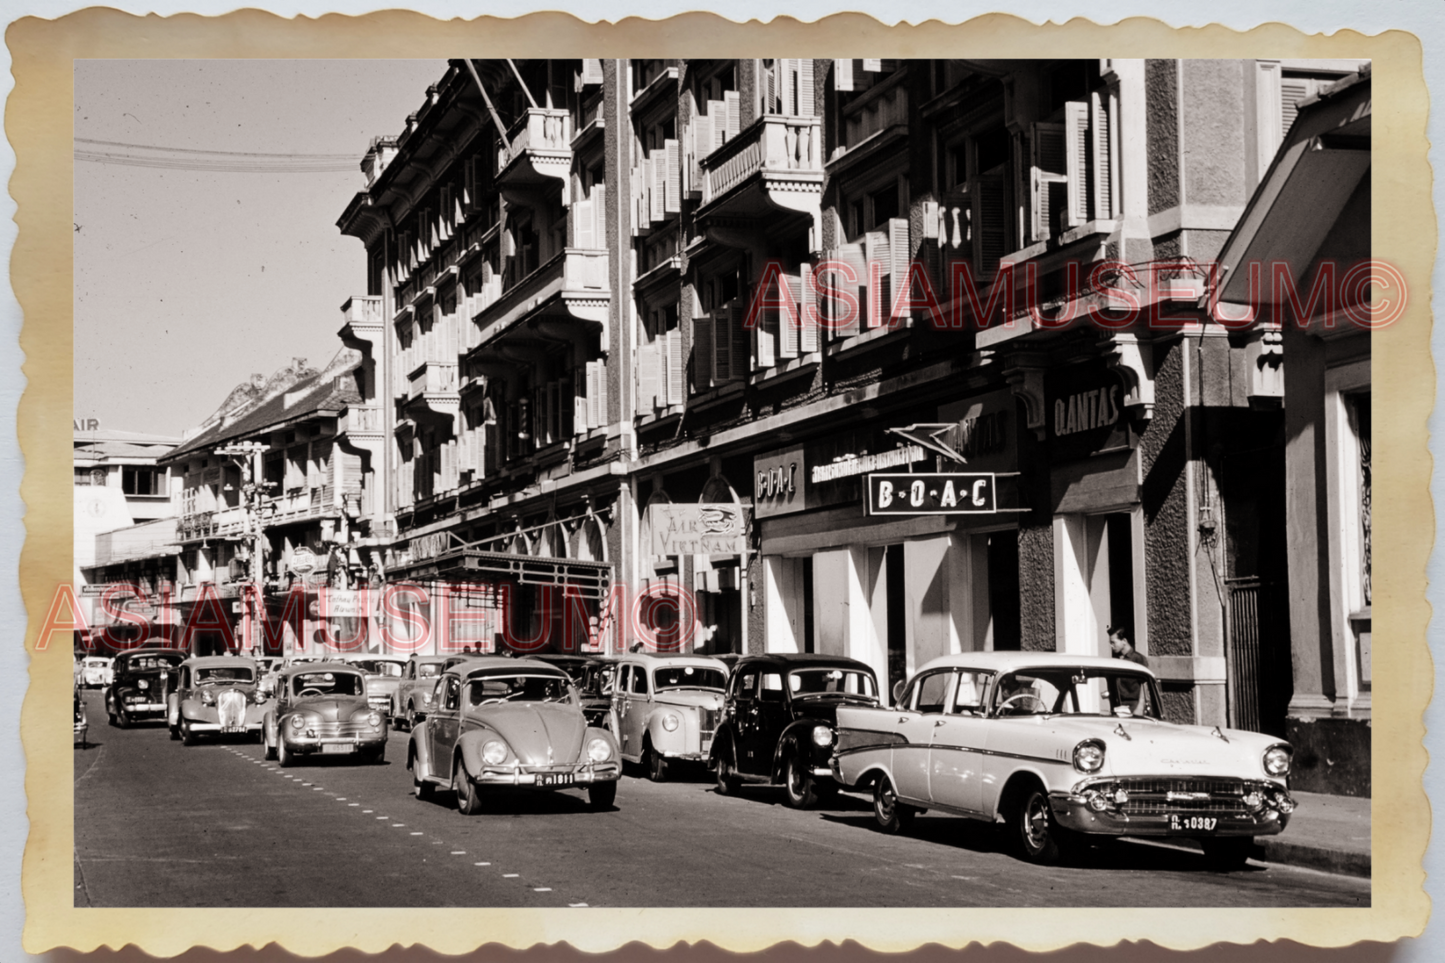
[664,139,681,213]
[712,312,731,383]
[1280,77,1311,139]
[463,156,477,212]
[888,217,911,325]
[693,311,713,391]
[835,59,855,91]
[798,60,815,117]
[763,65,776,115]
[1064,101,1090,227]
[835,244,866,337]
[666,328,684,405]
[724,90,741,140]
[1091,91,1113,220]
[755,285,776,369]
[440,185,454,239]
[799,262,819,353]
[973,174,1008,281]
[650,149,666,222]
[1030,122,1068,242]
[862,58,882,72]
[574,198,594,248]
[638,340,659,413]
[864,230,890,328]
[730,303,750,378]
[574,366,589,432]
[778,271,800,359]
[581,59,604,86]
[592,183,605,244]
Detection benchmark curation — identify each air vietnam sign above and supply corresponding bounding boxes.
[648,504,748,556]
[865,473,997,515]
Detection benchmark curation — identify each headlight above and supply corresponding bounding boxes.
[423,691,434,704]
[812,725,833,747]
[481,740,508,765]
[137,679,149,690]
[1072,739,1106,773]
[201,690,216,705]
[1263,745,1292,776]
[587,737,612,762]
[289,715,305,729]
[661,713,679,732]
[367,712,382,728]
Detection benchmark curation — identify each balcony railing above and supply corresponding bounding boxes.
[340,404,383,438]
[263,485,338,524]
[409,361,458,398]
[497,108,572,186]
[472,249,611,350]
[339,295,384,351]
[702,115,823,207]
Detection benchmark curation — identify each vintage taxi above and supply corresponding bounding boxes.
[711,654,880,807]
[168,655,268,744]
[393,654,453,730]
[408,657,620,813]
[79,655,114,689]
[833,652,1296,868]
[610,654,729,781]
[337,655,408,717]
[262,663,389,767]
[104,648,186,728]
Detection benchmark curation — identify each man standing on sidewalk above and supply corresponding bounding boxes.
[1108,625,1148,712]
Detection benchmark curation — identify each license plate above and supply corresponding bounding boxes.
[221,726,245,734]
[320,743,354,755]
[536,772,573,788]
[1169,814,1219,833]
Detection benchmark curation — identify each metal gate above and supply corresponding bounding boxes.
[1225,577,1292,736]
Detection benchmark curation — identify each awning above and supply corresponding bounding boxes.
[390,548,613,602]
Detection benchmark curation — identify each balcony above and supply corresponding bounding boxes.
[262,485,339,526]
[469,248,610,357]
[699,115,823,219]
[497,108,572,201]
[338,295,384,352]
[177,505,249,543]
[338,404,383,442]
[404,361,460,425]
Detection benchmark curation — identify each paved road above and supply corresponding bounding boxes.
[73,691,1370,908]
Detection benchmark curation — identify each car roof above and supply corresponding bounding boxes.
[279,661,367,677]
[115,648,187,662]
[447,657,571,680]
[183,655,257,670]
[732,653,873,670]
[621,654,729,668]
[913,651,1156,676]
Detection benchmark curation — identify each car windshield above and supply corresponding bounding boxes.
[652,666,726,692]
[195,666,254,684]
[353,660,404,677]
[788,667,878,699]
[291,672,366,698]
[992,667,1162,719]
[417,663,442,678]
[468,674,574,706]
[124,655,183,672]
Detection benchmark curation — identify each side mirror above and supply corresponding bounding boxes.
[891,681,906,708]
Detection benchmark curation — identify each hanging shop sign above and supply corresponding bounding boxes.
[1048,365,1133,461]
[865,473,998,516]
[287,546,318,576]
[754,433,931,519]
[648,504,748,556]
[753,444,806,518]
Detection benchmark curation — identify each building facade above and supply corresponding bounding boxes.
[335,58,1366,736]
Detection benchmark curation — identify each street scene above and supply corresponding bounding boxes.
[74,57,1375,907]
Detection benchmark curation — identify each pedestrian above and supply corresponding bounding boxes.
[1107,625,1148,712]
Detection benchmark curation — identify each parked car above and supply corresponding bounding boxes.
[74,686,88,749]
[393,654,452,730]
[533,654,613,726]
[103,648,186,728]
[169,655,268,744]
[609,654,729,781]
[262,663,389,767]
[79,656,113,689]
[832,652,1297,868]
[710,654,880,807]
[407,657,620,813]
[338,655,408,716]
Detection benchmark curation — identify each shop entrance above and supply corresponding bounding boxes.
[1055,511,1139,657]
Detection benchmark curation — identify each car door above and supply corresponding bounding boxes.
[926,669,994,814]
[623,663,651,759]
[746,667,789,777]
[891,669,954,804]
[729,667,762,773]
[429,675,463,774]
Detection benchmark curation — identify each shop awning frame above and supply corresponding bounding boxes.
[392,548,613,602]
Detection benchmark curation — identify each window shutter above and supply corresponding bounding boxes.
[581,59,604,86]
[1090,91,1113,220]
[730,303,750,379]
[592,183,606,243]
[667,328,684,405]
[650,149,666,222]
[777,271,800,359]
[693,111,714,189]
[664,139,681,213]
[574,198,594,248]
[1279,77,1311,139]
[712,312,731,383]
[973,173,1008,281]
[1030,121,1067,242]
[693,310,713,391]
[755,286,776,369]
[862,58,883,72]
[835,59,855,91]
[724,90,741,140]
[574,366,589,432]
[638,340,659,413]
[548,381,562,444]
[834,244,866,337]
[1064,101,1090,227]
[797,59,815,117]
[463,156,477,212]
[763,65,777,116]
[711,103,729,150]
[864,230,890,328]
[888,217,912,325]
[799,262,819,353]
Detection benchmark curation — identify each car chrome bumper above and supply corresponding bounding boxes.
[286,736,386,753]
[660,751,710,762]
[472,764,621,787]
[188,721,263,733]
[120,702,167,714]
[1049,793,1292,838]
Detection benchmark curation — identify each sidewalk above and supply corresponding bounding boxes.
[1255,790,1371,877]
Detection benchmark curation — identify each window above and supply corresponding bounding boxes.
[1029,62,1114,243]
[759,671,785,703]
[629,665,649,695]
[948,671,995,715]
[734,670,757,700]
[910,671,951,714]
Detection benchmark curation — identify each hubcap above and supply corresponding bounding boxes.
[878,784,895,820]
[1025,796,1049,849]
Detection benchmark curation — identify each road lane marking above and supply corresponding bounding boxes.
[503,874,519,878]
[313,787,324,791]
[410,832,424,836]
[534,888,552,892]
[363,810,373,813]
[349,803,359,807]
[336,797,346,800]
[569,903,589,907]
[451,851,466,855]
[474,862,490,866]
[392,823,405,827]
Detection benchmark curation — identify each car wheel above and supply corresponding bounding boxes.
[715,744,742,796]
[645,745,668,783]
[783,751,817,809]
[588,781,617,811]
[277,737,295,768]
[406,704,418,731]
[873,775,915,834]
[414,757,435,801]
[369,742,387,765]
[1007,783,1064,864]
[1200,836,1254,871]
[116,708,130,729]
[180,718,197,747]
[454,763,483,815]
[263,733,277,760]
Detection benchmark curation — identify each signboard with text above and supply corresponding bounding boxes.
[865,473,998,515]
[648,504,748,556]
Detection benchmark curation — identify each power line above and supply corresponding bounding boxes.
[75,137,357,160]
[74,137,361,173]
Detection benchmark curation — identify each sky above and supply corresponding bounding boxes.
[73,59,450,437]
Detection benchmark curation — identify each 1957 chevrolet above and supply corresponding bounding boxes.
[832,652,1295,868]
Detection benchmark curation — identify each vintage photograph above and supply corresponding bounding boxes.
[70,55,1375,910]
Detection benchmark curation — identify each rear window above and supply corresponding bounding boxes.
[292,672,366,697]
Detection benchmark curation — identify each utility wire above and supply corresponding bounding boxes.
[74,137,360,173]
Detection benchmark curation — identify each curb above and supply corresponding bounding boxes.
[1257,838,1371,878]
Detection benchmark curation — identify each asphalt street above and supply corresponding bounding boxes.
[73,691,1370,908]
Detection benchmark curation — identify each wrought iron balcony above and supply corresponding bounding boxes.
[700,115,823,218]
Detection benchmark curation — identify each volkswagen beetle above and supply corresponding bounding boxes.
[169,654,266,744]
[262,663,388,766]
[408,657,621,813]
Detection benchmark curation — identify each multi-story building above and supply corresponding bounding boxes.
[337,59,1367,745]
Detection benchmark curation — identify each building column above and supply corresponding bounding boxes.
[810,547,887,687]
[762,555,802,654]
